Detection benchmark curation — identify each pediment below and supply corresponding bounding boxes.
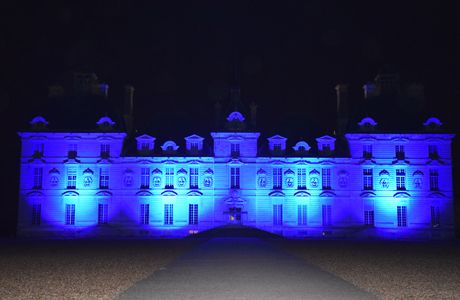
[267,134,287,141]
[270,160,285,165]
[360,191,376,197]
[136,190,153,196]
[320,191,336,197]
[257,168,267,175]
[137,159,154,164]
[284,169,295,175]
[49,168,60,174]
[152,168,163,174]
[177,168,188,174]
[428,192,446,198]
[95,191,112,197]
[26,191,45,198]
[269,191,285,197]
[61,191,79,197]
[294,191,311,197]
[185,134,204,141]
[161,190,178,196]
[187,190,203,196]
[135,134,155,141]
[316,135,336,142]
[393,192,411,198]
[228,158,244,165]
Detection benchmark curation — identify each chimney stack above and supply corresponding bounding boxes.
[335,84,348,137]
[123,85,135,135]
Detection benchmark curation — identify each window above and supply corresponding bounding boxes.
[363,169,373,190]
[273,204,283,225]
[190,167,199,189]
[33,143,44,157]
[98,204,108,224]
[363,144,372,159]
[430,169,439,191]
[164,204,173,225]
[273,168,282,189]
[100,144,110,158]
[230,143,240,157]
[322,144,331,154]
[68,144,77,158]
[140,204,149,225]
[396,169,406,190]
[32,204,41,225]
[364,210,374,226]
[190,142,199,152]
[231,167,240,189]
[397,206,407,227]
[189,204,198,225]
[322,205,332,226]
[165,167,174,188]
[298,205,307,226]
[428,145,438,159]
[431,206,440,227]
[65,204,75,225]
[395,145,405,160]
[141,143,150,151]
[67,167,77,189]
[297,168,306,190]
[273,143,282,152]
[141,167,150,189]
[322,168,331,190]
[99,168,109,189]
[33,167,43,189]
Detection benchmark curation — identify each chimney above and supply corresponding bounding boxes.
[250,101,257,129]
[123,85,135,135]
[335,84,348,137]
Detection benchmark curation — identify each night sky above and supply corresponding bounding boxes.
[0,1,459,236]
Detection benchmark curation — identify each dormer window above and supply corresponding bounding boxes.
[428,145,438,160]
[231,143,240,157]
[267,135,287,156]
[33,143,44,158]
[161,141,179,155]
[185,134,204,154]
[100,144,110,158]
[357,117,377,131]
[316,135,336,156]
[136,134,156,154]
[423,117,442,131]
[395,145,405,160]
[68,144,77,158]
[292,141,311,155]
[363,144,372,159]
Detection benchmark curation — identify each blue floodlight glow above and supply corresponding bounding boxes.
[16,114,455,239]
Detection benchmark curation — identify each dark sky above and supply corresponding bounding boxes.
[0,1,459,235]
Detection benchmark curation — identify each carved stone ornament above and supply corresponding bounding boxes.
[153,176,162,187]
[123,175,133,187]
[83,175,93,187]
[338,171,348,188]
[178,176,187,187]
[204,176,213,187]
[50,175,59,186]
[258,176,266,188]
[379,169,390,189]
[285,177,294,188]
[310,177,319,188]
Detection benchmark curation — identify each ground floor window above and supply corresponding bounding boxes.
[65,204,75,225]
[397,206,407,227]
[364,210,374,226]
[431,206,440,227]
[98,204,108,224]
[189,204,198,225]
[165,204,173,225]
[297,205,307,226]
[322,205,332,226]
[140,204,149,225]
[273,204,283,225]
[32,204,41,225]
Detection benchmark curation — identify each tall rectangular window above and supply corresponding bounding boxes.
[65,204,75,225]
[363,144,373,159]
[298,205,307,226]
[297,168,306,190]
[141,167,150,189]
[428,145,438,159]
[395,145,405,160]
[33,167,43,189]
[99,168,109,189]
[430,169,439,191]
[67,167,77,189]
[363,169,373,190]
[189,204,198,225]
[33,143,44,157]
[431,206,440,227]
[98,204,108,224]
[190,142,199,152]
[364,210,374,226]
[397,206,407,227]
[32,204,41,225]
[100,144,110,158]
[322,205,332,226]
[273,204,283,225]
[190,167,199,189]
[230,143,240,157]
[164,204,173,225]
[273,143,282,152]
[322,168,331,190]
[140,204,149,225]
[396,169,406,190]
[165,167,174,188]
[141,143,150,151]
[273,168,282,189]
[231,167,240,189]
[68,144,77,158]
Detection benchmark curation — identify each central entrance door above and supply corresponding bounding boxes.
[229,207,242,224]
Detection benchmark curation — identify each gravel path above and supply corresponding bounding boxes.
[0,239,197,300]
[276,239,460,300]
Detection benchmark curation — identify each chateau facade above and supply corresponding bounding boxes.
[17,110,455,239]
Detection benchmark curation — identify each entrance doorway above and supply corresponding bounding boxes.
[229,207,242,224]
